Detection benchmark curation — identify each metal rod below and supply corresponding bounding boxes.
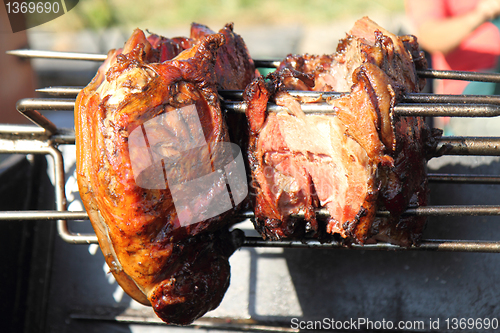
[0,124,46,136]
[36,86,84,97]
[436,137,500,156]
[222,89,500,106]
[39,88,342,99]
[222,101,500,117]
[314,205,500,218]
[5,205,500,221]
[17,98,76,111]
[16,98,76,135]
[9,49,500,83]
[46,145,86,244]
[8,49,285,69]
[0,132,97,244]
[4,130,497,158]
[418,240,500,253]
[35,87,500,115]
[6,49,107,61]
[0,211,89,220]
[417,69,500,83]
[16,99,59,135]
[0,138,95,243]
[399,205,500,217]
[428,173,500,184]
[393,103,500,117]
[69,313,298,332]
[242,237,500,253]
[3,207,500,252]
[404,93,500,105]
[29,98,498,118]
[0,125,75,145]
[52,128,78,145]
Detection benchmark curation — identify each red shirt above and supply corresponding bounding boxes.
[406,0,500,94]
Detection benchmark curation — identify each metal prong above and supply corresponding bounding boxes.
[4,205,500,221]
[6,49,282,67]
[17,98,76,111]
[222,101,500,117]
[310,205,500,218]
[417,69,500,83]
[23,97,500,118]
[223,90,500,108]
[8,49,500,83]
[242,237,500,253]
[436,137,500,156]
[35,132,500,157]
[6,49,107,61]
[42,87,500,109]
[37,86,84,97]
[395,104,500,117]
[16,99,59,135]
[0,211,89,220]
[404,93,500,105]
[428,173,500,184]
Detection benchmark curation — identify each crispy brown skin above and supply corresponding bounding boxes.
[76,26,252,325]
[192,23,260,90]
[246,17,441,245]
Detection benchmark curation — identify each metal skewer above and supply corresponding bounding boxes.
[5,205,500,253]
[224,101,500,117]
[436,137,500,156]
[220,90,500,105]
[37,86,500,110]
[20,97,500,118]
[417,69,500,83]
[6,49,108,61]
[427,173,500,184]
[9,49,500,83]
[242,237,500,253]
[4,205,500,221]
[36,86,83,97]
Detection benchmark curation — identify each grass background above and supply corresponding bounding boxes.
[41,0,405,32]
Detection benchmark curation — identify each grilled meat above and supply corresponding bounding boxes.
[246,72,378,240]
[145,33,194,62]
[75,25,253,325]
[191,22,260,90]
[112,22,258,89]
[246,17,440,245]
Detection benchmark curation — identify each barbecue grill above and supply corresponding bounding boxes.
[4,49,500,332]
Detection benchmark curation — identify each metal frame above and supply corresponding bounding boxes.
[3,49,500,251]
[0,124,97,244]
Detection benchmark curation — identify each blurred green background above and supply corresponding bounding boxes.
[42,0,404,31]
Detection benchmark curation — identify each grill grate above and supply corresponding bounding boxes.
[2,49,500,252]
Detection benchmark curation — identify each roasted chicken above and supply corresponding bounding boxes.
[75,24,255,325]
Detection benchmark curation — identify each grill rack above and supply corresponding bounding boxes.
[3,49,500,252]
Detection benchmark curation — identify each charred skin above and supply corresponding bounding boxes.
[191,22,259,90]
[76,30,240,325]
[246,17,441,245]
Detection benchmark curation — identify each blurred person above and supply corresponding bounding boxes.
[406,0,500,134]
[406,0,500,95]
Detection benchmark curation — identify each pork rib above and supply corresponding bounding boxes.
[246,17,440,245]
